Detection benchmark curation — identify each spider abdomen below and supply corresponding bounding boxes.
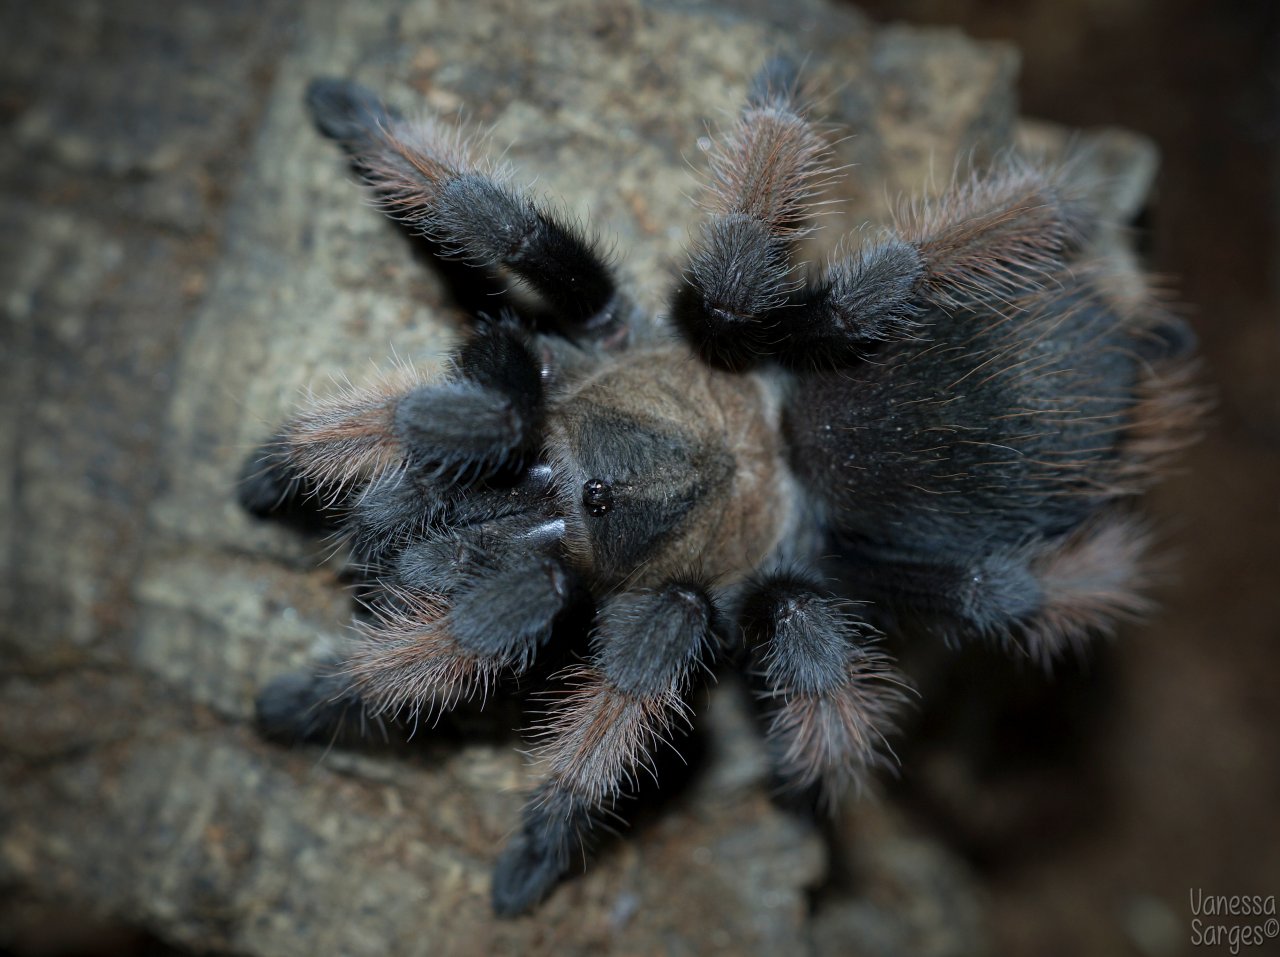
[784,281,1160,556]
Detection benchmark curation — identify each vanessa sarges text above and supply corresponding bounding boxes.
[1189,889,1278,954]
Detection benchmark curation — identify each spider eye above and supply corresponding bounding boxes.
[582,479,614,517]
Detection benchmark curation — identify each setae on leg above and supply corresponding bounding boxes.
[841,511,1158,666]
[669,56,832,366]
[306,77,630,342]
[771,162,1094,367]
[739,569,909,803]
[244,319,545,511]
[492,579,717,915]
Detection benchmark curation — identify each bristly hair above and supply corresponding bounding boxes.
[1014,511,1158,665]
[1117,357,1208,491]
[697,65,835,234]
[355,114,508,236]
[896,160,1086,309]
[284,365,426,497]
[528,666,692,808]
[759,635,910,805]
[345,587,509,720]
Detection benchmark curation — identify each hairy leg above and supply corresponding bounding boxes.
[670,56,833,366]
[307,78,631,343]
[255,665,368,746]
[255,519,577,745]
[840,510,1157,665]
[239,319,545,524]
[492,579,717,915]
[738,569,909,803]
[248,328,574,735]
[670,56,1095,368]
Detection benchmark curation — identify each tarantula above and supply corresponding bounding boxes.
[240,59,1199,915]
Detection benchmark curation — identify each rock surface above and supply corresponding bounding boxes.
[1,1,1155,953]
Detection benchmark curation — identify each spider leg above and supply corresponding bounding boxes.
[768,162,1095,366]
[672,57,1094,367]
[237,428,341,529]
[246,326,567,733]
[842,509,1156,665]
[307,78,630,343]
[738,569,909,803]
[255,664,366,745]
[770,237,927,362]
[391,481,574,663]
[352,464,573,701]
[888,160,1091,311]
[670,56,833,366]
[343,545,578,719]
[245,320,544,513]
[393,320,545,484]
[492,579,717,915]
[254,464,573,743]
[391,495,563,594]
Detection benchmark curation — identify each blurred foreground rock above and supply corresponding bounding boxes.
[1,0,1157,954]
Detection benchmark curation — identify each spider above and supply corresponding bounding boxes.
[239,58,1200,916]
